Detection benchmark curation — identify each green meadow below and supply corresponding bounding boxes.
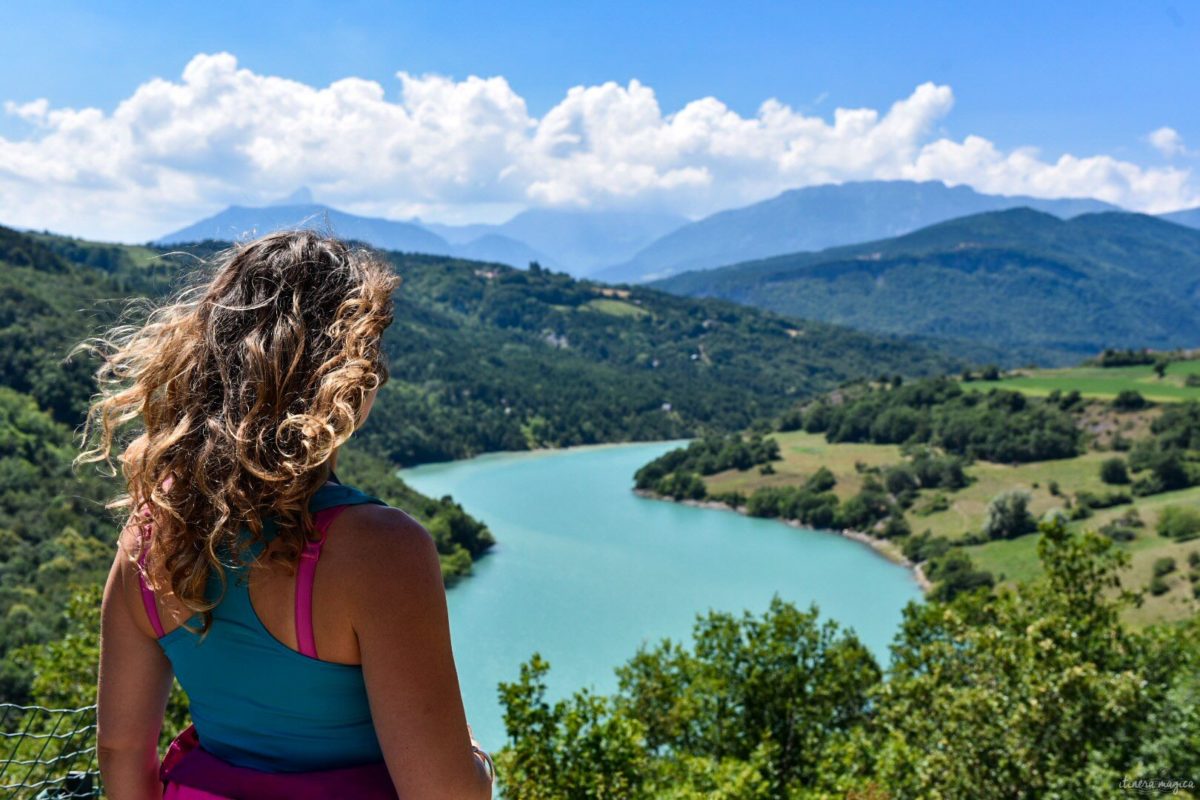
[703,429,1200,625]
[961,359,1200,403]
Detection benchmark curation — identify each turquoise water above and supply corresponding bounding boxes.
[399,441,923,750]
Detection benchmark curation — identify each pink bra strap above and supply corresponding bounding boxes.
[295,505,351,659]
[137,525,167,639]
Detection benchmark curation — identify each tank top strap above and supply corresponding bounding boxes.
[137,524,166,639]
[294,483,389,658]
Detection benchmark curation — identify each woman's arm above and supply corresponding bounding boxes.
[97,529,173,799]
[349,506,494,799]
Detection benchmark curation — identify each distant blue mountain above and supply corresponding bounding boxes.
[594,180,1122,284]
[158,200,678,275]
[157,201,564,270]
[158,203,454,255]
[426,208,687,275]
[1160,206,1200,230]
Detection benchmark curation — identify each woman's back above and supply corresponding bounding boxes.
[90,231,492,798]
[147,480,387,772]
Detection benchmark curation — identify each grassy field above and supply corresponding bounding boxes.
[960,360,1200,403]
[703,430,1200,625]
[583,297,650,318]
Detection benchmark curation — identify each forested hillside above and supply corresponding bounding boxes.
[654,209,1200,366]
[359,255,958,464]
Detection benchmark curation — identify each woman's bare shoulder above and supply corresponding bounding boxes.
[321,505,444,606]
[326,504,437,558]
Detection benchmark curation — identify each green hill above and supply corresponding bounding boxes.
[653,209,1200,366]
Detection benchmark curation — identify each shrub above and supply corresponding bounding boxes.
[1074,490,1131,510]
[1149,576,1170,596]
[1099,524,1136,542]
[803,403,832,433]
[902,530,951,563]
[1099,457,1130,485]
[1152,557,1177,577]
[914,493,951,516]
[1189,551,1200,568]
[708,490,745,508]
[655,471,707,501]
[1156,506,1200,541]
[1068,504,1093,521]
[879,513,911,539]
[982,491,1037,540]
[883,464,919,496]
[804,466,837,493]
[925,549,995,601]
[1112,390,1147,412]
[1057,389,1083,410]
[777,408,805,432]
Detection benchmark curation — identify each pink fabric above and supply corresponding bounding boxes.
[134,475,175,639]
[137,526,166,639]
[161,724,397,799]
[295,504,350,658]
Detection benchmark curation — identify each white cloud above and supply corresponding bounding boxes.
[0,52,1196,241]
[1147,126,1188,158]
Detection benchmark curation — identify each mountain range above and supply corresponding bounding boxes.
[157,182,1200,288]
[593,180,1122,284]
[157,195,684,277]
[652,208,1200,366]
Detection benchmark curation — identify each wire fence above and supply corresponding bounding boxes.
[0,704,100,799]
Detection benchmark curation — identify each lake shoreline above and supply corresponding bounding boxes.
[633,489,933,594]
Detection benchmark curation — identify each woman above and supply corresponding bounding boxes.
[80,231,494,798]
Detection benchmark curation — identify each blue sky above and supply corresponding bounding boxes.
[1,0,1197,240]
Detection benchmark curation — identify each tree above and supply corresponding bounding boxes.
[982,490,1037,539]
[1156,505,1200,541]
[858,518,1200,799]
[1099,456,1130,485]
[1112,389,1147,412]
[496,654,649,800]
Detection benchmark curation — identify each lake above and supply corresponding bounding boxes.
[399,440,923,750]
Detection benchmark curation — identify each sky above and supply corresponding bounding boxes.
[0,0,1197,242]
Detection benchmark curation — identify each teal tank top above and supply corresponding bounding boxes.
[155,480,389,773]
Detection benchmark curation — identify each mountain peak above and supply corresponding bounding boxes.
[270,186,314,206]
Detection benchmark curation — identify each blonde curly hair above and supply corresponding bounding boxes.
[74,229,399,630]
